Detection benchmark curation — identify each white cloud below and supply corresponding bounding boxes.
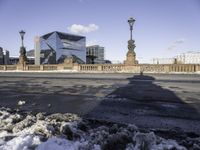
[167,38,186,50]
[175,38,186,43]
[67,24,99,34]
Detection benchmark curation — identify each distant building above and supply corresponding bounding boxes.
[38,31,86,64]
[0,47,10,65]
[0,47,4,64]
[86,45,105,64]
[152,58,176,64]
[152,51,200,64]
[3,50,10,65]
[9,56,34,65]
[104,60,112,64]
[26,49,35,57]
[111,60,123,64]
[176,52,200,64]
[9,56,19,65]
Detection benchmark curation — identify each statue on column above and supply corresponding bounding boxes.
[19,46,27,65]
[124,17,138,65]
[18,30,27,66]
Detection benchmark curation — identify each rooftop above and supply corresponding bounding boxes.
[41,31,85,41]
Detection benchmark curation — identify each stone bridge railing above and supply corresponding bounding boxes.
[0,64,199,73]
[79,64,200,73]
[0,65,17,71]
[79,64,127,72]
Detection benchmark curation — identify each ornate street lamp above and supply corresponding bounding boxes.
[19,30,25,47]
[124,17,138,65]
[128,17,135,40]
[18,30,27,66]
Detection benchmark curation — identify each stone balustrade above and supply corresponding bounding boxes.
[80,64,99,71]
[0,64,199,73]
[0,65,17,71]
[101,64,125,72]
[26,65,41,71]
[168,64,196,72]
[43,65,58,71]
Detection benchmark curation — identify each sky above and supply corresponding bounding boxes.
[0,0,200,63]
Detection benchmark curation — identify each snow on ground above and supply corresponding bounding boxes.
[0,107,199,150]
[17,100,26,106]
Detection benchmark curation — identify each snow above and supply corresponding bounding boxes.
[0,108,198,150]
[131,132,186,150]
[1,135,41,150]
[36,137,100,150]
[17,100,26,106]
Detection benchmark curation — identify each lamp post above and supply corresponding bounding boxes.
[124,17,138,65]
[19,30,25,47]
[18,30,27,66]
[128,17,135,40]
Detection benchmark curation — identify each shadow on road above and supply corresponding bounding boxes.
[85,74,200,133]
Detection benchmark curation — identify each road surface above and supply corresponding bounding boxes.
[0,72,200,134]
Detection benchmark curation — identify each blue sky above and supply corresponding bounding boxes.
[0,0,200,63]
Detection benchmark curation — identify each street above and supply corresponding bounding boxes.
[0,72,200,134]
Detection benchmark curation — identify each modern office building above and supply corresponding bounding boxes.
[26,49,35,57]
[0,47,4,64]
[38,31,86,64]
[86,45,105,64]
[9,56,19,65]
[0,47,10,65]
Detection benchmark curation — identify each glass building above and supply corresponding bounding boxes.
[39,31,86,64]
[0,47,10,65]
[86,45,105,64]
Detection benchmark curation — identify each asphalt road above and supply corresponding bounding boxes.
[0,72,200,134]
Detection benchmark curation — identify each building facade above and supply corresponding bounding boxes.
[39,31,86,64]
[26,49,35,57]
[0,47,10,65]
[0,47,4,64]
[152,58,176,64]
[86,45,105,64]
[176,52,200,64]
[152,51,200,64]
[9,56,34,65]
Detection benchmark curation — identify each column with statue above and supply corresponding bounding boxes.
[18,30,27,70]
[124,17,138,65]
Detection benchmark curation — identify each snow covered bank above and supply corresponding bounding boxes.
[0,107,199,150]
